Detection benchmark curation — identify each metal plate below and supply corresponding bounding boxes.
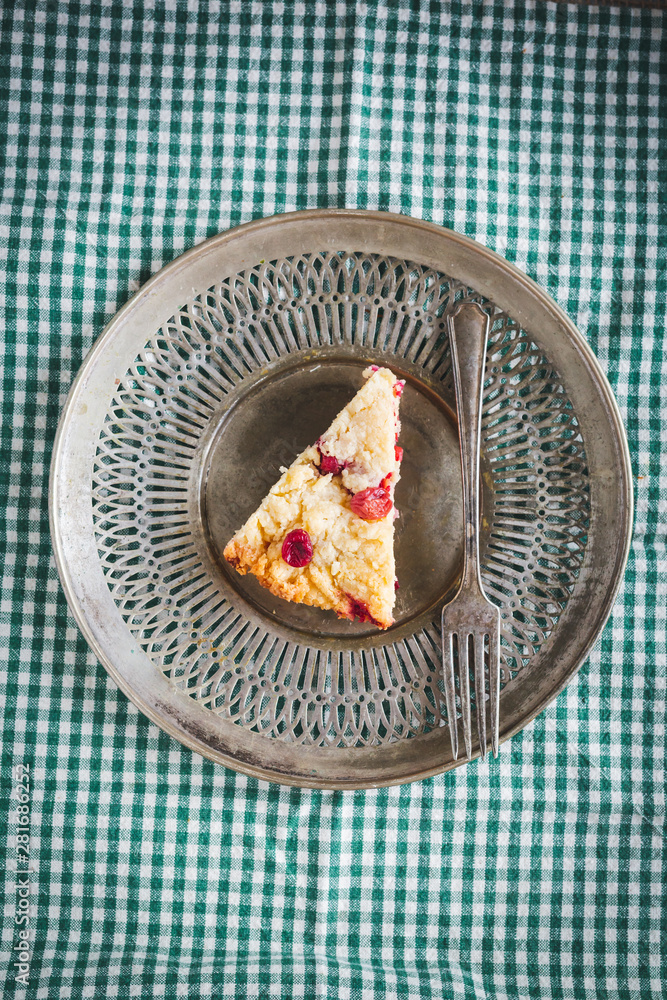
[49,210,633,788]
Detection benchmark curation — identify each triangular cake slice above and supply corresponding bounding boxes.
[223,366,404,629]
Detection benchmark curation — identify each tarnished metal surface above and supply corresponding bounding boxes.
[49,210,633,787]
[442,302,501,762]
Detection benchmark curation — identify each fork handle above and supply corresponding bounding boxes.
[447,301,490,593]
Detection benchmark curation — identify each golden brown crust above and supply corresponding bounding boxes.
[222,540,260,576]
[223,539,393,629]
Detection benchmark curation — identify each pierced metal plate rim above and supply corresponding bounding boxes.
[49,209,633,788]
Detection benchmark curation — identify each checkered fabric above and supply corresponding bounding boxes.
[1,1,665,997]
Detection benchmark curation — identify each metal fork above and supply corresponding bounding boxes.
[442,301,501,761]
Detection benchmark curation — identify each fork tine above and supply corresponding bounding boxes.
[442,629,458,761]
[460,634,473,761]
[474,633,486,761]
[488,623,501,758]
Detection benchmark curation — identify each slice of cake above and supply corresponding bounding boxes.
[223,366,404,629]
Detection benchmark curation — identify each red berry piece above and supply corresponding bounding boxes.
[343,594,380,626]
[394,445,403,464]
[350,486,392,521]
[393,380,405,397]
[318,449,344,476]
[281,529,313,567]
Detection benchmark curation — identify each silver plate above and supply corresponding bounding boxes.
[49,210,632,788]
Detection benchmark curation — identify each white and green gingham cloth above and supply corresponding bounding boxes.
[1,1,665,997]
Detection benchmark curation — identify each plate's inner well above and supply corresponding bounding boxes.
[92,252,590,749]
[202,359,464,637]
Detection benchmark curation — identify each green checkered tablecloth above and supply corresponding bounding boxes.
[1,1,665,997]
